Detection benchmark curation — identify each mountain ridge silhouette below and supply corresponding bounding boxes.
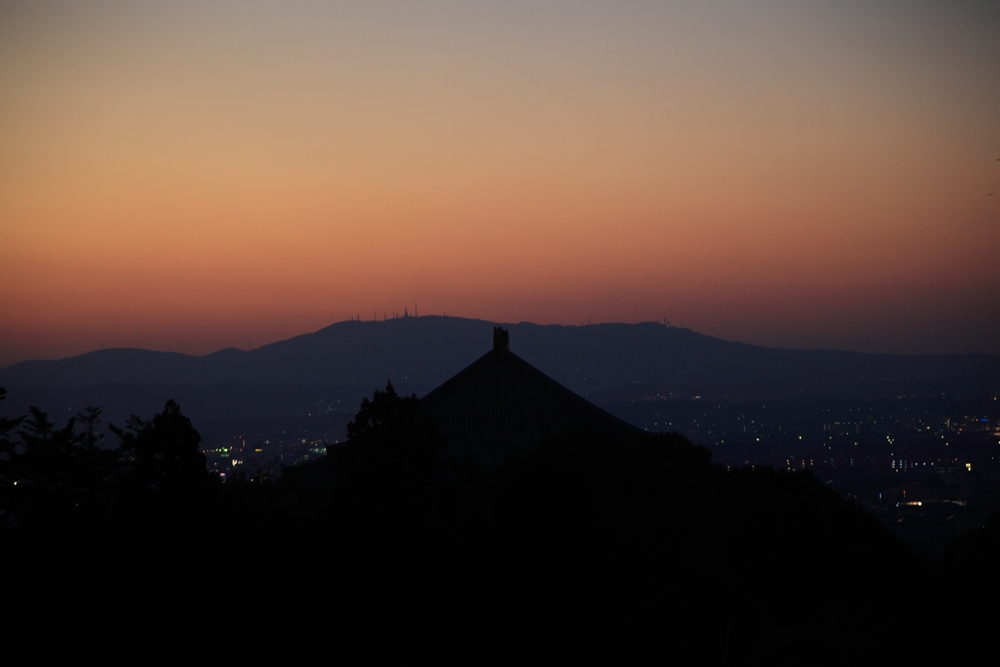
[3,316,998,399]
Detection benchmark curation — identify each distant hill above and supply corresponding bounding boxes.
[3,316,999,401]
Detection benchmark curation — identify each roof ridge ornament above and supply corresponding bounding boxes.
[493,326,510,352]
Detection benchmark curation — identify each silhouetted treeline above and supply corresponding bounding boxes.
[0,384,995,662]
[0,388,215,535]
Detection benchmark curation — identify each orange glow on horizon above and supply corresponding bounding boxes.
[2,2,999,365]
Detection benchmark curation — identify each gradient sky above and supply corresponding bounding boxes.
[2,0,999,366]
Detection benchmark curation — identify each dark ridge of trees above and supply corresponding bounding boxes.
[0,384,994,662]
[1,401,118,533]
[0,391,216,535]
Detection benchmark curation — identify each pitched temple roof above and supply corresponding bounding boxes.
[420,326,642,468]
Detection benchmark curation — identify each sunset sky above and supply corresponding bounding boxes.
[2,1,998,366]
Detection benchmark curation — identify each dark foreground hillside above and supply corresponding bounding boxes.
[2,386,996,663]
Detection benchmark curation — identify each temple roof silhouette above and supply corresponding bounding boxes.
[420,326,642,468]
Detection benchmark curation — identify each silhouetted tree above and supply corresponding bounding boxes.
[0,388,23,450]
[76,405,105,449]
[335,382,444,481]
[0,388,24,528]
[326,381,460,537]
[0,397,117,532]
[111,399,217,518]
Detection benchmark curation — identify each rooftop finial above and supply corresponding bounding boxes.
[493,326,510,352]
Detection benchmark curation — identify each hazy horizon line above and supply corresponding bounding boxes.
[4,314,997,370]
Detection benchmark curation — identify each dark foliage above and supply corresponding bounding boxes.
[451,430,911,664]
[110,399,218,518]
[0,398,117,532]
[0,384,992,662]
[334,381,449,493]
